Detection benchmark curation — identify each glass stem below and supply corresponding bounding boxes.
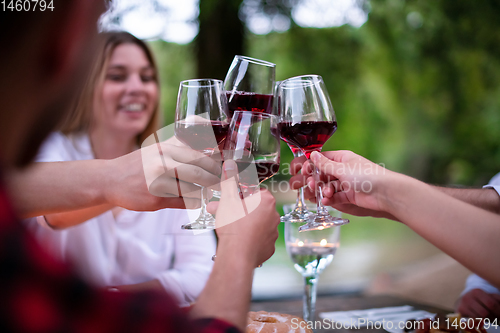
[303,275,318,322]
[200,186,209,220]
[314,164,329,215]
[296,186,306,210]
[294,151,306,212]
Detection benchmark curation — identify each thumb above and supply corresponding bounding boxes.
[219,159,240,202]
[216,159,247,229]
[310,151,342,178]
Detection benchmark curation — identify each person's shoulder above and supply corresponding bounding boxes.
[36,131,89,162]
[42,131,68,146]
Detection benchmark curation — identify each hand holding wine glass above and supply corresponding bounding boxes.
[277,75,349,231]
[174,79,229,229]
[291,150,399,220]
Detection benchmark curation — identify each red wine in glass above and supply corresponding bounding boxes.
[225,91,273,117]
[288,143,301,155]
[278,121,337,158]
[175,121,228,153]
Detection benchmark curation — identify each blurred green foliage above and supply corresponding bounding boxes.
[151,0,500,186]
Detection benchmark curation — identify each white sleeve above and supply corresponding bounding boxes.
[34,132,73,163]
[483,184,500,196]
[154,213,216,306]
[483,172,500,196]
[461,274,500,296]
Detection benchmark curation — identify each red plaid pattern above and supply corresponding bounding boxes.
[0,177,239,333]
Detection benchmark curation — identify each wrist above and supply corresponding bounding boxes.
[216,237,258,269]
[375,171,416,219]
[99,159,114,206]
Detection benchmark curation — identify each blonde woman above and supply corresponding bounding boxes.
[25,32,215,306]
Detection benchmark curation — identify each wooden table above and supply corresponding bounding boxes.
[250,294,451,332]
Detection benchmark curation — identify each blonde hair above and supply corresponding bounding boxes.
[61,31,160,146]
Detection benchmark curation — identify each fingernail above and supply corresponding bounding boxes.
[224,159,236,171]
[311,151,320,162]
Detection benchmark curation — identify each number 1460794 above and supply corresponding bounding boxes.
[2,0,54,11]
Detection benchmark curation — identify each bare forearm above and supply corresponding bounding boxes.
[433,186,500,214]
[6,160,110,218]
[44,204,113,229]
[190,240,254,331]
[383,175,500,288]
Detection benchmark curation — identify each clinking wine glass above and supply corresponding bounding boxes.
[174,79,229,230]
[274,80,311,222]
[280,146,312,223]
[224,111,280,197]
[284,205,341,322]
[224,55,276,117]
[277,75,349,231]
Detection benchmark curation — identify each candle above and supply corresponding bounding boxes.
[287,240,338,255]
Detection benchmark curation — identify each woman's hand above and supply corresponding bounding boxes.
[289,150,400,220]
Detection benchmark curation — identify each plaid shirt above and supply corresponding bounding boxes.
[0,178,240,333]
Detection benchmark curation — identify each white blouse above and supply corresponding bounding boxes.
[24,132,216,306]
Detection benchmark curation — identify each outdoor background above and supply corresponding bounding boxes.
[102,0,500,309]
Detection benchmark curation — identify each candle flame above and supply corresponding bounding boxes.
[320,239,328,246]
[298,241,304,247]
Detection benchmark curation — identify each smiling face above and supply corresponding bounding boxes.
[93,43,158,140]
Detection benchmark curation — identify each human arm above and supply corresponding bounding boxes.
[96,160,277,330]
[293,150,500,288]
[2,160,278,332]
[432,186,500,215]
[8,140,221,222]
[190,160,280,330]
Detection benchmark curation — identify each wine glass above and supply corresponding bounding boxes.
[284,204,341,322]
[224,55,276,117]
[274,80,312,222]
[224,111,280,197]
[174,79,229,229]
[277,75,349,231]
[280,147,312,223]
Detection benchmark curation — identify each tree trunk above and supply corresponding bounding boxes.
[196,0,245,80]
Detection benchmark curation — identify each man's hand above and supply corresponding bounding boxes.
[190,160,280,330]
[105,140,221,211]
[457,289,500,320]
[211,160,280,268]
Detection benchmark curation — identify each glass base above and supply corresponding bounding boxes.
[298,214,349,232]
[211,190,221,199]
[280,207,312,223]
[181,214,216,230]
